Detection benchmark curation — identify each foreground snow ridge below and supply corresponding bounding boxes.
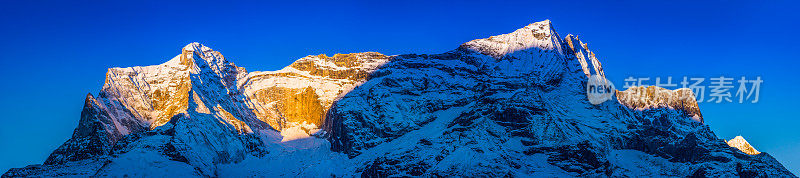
[4,20,795,177]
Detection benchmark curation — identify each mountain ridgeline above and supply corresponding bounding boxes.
[4,20,794,177]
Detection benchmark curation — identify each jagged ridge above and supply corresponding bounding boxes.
[4,20,795,177]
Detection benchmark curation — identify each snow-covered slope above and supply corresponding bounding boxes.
[727,136,762,155]
[4,20,795,177]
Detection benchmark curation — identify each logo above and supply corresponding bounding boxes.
[586,74,616,105]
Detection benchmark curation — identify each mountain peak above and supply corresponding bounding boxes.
[182,42,203,51]
[460,19,562,58]
[7,21,796,178]
[727,136,761,155]
[179,42,226,64]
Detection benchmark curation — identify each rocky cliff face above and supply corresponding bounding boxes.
[4,20,795,177]
[239,52,390,130]
[617,86,703,123]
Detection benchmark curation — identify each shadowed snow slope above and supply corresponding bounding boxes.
[4,20,795,177]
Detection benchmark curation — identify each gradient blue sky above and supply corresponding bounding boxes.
[1,0,798,174]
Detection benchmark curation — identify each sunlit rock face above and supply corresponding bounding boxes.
[239,52,390,129]
[727,136,762,155]
[616,86,704,123]
[5,20,795,177]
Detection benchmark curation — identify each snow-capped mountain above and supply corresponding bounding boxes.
[4,20,795,177]
[727,136,762,155]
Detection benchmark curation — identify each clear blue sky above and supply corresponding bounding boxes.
[1,0,797,174]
